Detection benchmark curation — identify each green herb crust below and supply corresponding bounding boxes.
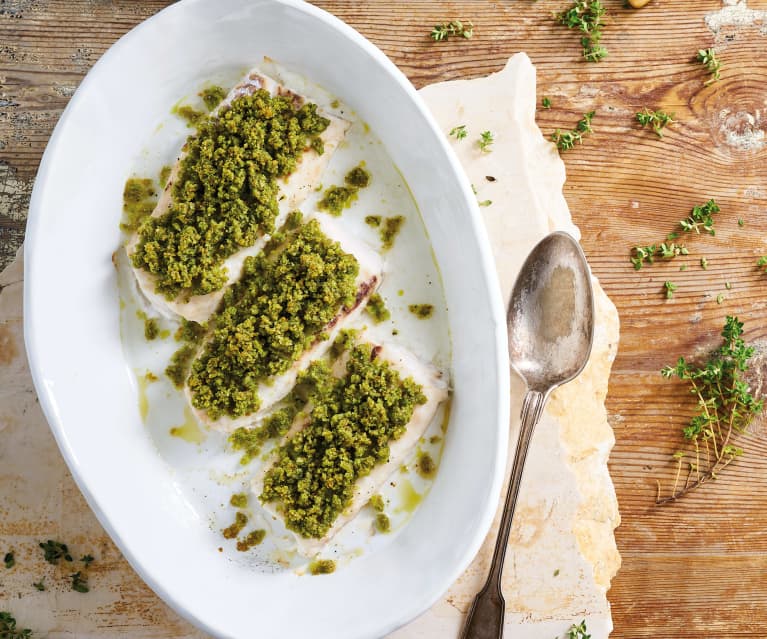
[229,359,334,464]
[187,220,359,420]
[408,304,434,319]
[260,343,426,539]
[309,559,336,575]
[131,89,330,299]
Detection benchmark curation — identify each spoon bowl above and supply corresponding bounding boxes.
[460,231,595,639]
[508,231,595,393]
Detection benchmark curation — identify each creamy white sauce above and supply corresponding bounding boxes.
[117,64,451,571]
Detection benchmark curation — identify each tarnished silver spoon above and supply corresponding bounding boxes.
[460,231,595,639]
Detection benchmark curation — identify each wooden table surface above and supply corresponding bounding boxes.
[2,1,767,637]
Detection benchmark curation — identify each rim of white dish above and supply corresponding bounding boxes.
[23,0,510,636]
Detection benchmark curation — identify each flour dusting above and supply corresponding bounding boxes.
[706,0,767,35]
[718,108,766,151]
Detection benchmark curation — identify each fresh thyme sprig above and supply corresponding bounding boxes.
[680,199,719,235]
[542,96,552,109]
[629,199,719,270]
[664,280,677,298]
[697,48,721,85]
[636,108,675,138]
[431,19,474,41]
[565,619,591,639]
[758,256,767,272]
[70,571,89,594]
[551,111,595,151]
[556,1,608,62]
[478,130,494,152]
[0,612,32,639]
[449,124,468,140]
[657,316,763,504]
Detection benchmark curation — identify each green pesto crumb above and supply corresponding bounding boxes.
[309,559,336,575]
[144,371,158,382]
[4,552,14,569]
[120,178,157,232]
[318,185,358,215]
[429,435,442,445]
[380,216,405,250]
[174,319,206,343]
[236,529,265,551]
[392,329,399,336]
[330,99,340,109]
[416,451,437,478]
[330,329,358,360]
[365,293,390,323]
[554,568,560,577]
[172,104,205,127]
[199,85,226,111]
[408,304,434,319]
[165,343,197,388]
[365,215,382,227]
[222,512,248,539]
[374,513,391,533]
[369,494,385,513]
[344,163,371,188]
[230,493,248,509]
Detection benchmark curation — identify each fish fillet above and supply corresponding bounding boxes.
[251,341,449,557]
[127,68,350,323]
[184,215,384,433]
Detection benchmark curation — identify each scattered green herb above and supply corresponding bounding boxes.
[70,572,89,594]
[717,293,725,305]
[551,111,595,151]
[630,243,687,270]
[542,97,552,109]
[565,619,591,639]
[680,199,719,235]
[364,215,382,227]
[701,257,709,270]
[478,199,492,207]
[553,568,560,577]
[4,552,14,569]
[430,19,473,41]
[697,48,721,85]
[556,1,608,62]
[0,612,32,638]
[664,281,677,299]
[32,581,45,592]
[449,124,468,140]
[725,281,732,290]
[80,555,94,567]
[738,218,744,227]
[636,108,675,138]
[658,317,763,504]
[757,256,767,272]
[39,540,72,565]
[478,130,494,152]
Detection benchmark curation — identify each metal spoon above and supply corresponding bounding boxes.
[460,231,595,639]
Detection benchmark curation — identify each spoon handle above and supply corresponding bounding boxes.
[459,389,548,639]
